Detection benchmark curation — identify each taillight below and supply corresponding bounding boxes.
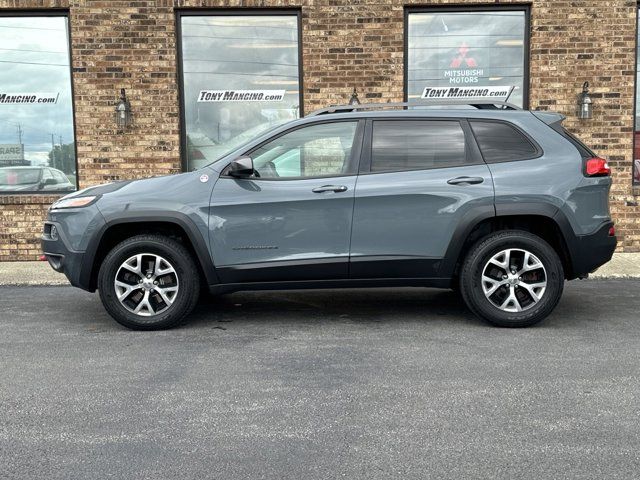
[608,226,616,237]
[585,157,611,177]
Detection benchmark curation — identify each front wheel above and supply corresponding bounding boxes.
[459,230,564,328]
[97,234,200,330]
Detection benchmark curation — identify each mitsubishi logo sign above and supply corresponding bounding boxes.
[443,42,483,85]
[450,42,477,69]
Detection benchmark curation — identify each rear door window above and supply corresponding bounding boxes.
[470,120,540,163]
[370,120,468,172]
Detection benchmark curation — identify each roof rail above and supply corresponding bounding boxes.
[306,99,523,117]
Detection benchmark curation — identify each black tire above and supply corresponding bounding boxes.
[459,230,564,328]
[97,234,200,330]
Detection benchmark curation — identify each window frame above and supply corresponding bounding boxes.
[633,3,640,186]
[175,8,304,173]
[358,117,484,175]
[403,5,531,109]
[220,118,366,181]
[468,119,543,164]
[0,9,78,195]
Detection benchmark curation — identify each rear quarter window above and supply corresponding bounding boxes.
[557,127,596,160]
[470,120,541,163]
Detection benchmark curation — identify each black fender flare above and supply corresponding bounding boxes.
[80,211,218,290]
[438,204,495,279]
[439,202,578,279]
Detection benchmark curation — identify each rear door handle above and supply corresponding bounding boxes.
[447,176,484,185]
[312,185,348,193]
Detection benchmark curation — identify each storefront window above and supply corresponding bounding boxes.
[406,9,528,108]
[178,13,301,171]
[634,7,640,185]
[0,15,76,193]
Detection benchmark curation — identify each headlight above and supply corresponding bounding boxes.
[51,196,98,209]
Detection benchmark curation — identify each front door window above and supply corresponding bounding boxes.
[249,122,359,178]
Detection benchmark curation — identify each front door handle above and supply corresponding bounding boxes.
[312,185,348,193]
[447,176,484,186]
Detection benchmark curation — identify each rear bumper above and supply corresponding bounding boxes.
[569,221,616,278]
[41,221,91,291]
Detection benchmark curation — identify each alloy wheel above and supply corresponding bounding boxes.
[113,253,179,317]
[481,248,547,313]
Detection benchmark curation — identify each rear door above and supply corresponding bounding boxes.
[349,118,494,279]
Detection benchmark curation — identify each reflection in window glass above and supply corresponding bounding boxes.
[0,16,76,192]
[635,8,640,184]
[371,121,467,172]
[470,121,537,162]
[251,122,357,178]
[179,14,301,171]
[407,10,527,107]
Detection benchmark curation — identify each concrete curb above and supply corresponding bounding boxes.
[1,253,639,286]
[0,261,69,286]
[587,253,640,279]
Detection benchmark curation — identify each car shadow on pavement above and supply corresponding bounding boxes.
[186,288,487,329]
[7,282,614,332]
[184,282,615,332]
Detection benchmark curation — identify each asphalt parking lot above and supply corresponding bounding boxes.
[1,280,639,479]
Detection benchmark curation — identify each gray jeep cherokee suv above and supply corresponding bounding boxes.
[42,101,617,330]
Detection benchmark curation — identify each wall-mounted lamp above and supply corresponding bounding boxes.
[115,88,132,129]
[349,87,360,106]
[578,82,593,120]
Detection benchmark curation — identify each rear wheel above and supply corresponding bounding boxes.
[98,234,200,330]
[460,230,564,327]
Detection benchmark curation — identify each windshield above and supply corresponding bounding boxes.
[0,168,41,185]
[188,120,291,170]
[217,124,283,159]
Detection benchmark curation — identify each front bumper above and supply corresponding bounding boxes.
[41,221,89,290]
[569,221,617,278]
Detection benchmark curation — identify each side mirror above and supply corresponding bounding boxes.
[228,156,255,178]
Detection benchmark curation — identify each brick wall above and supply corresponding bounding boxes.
[0,0,639,260]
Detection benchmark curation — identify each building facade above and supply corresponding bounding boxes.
[0,0,639,260]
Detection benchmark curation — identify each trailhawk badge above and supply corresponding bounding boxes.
[199,174,209,183]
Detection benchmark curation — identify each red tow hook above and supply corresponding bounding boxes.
[39,254,47,261]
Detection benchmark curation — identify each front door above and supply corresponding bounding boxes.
[350,118,494,278]
[210,120,364,283]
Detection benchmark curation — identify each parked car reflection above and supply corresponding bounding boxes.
[0,166,75,192]
[186,122,286,171]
